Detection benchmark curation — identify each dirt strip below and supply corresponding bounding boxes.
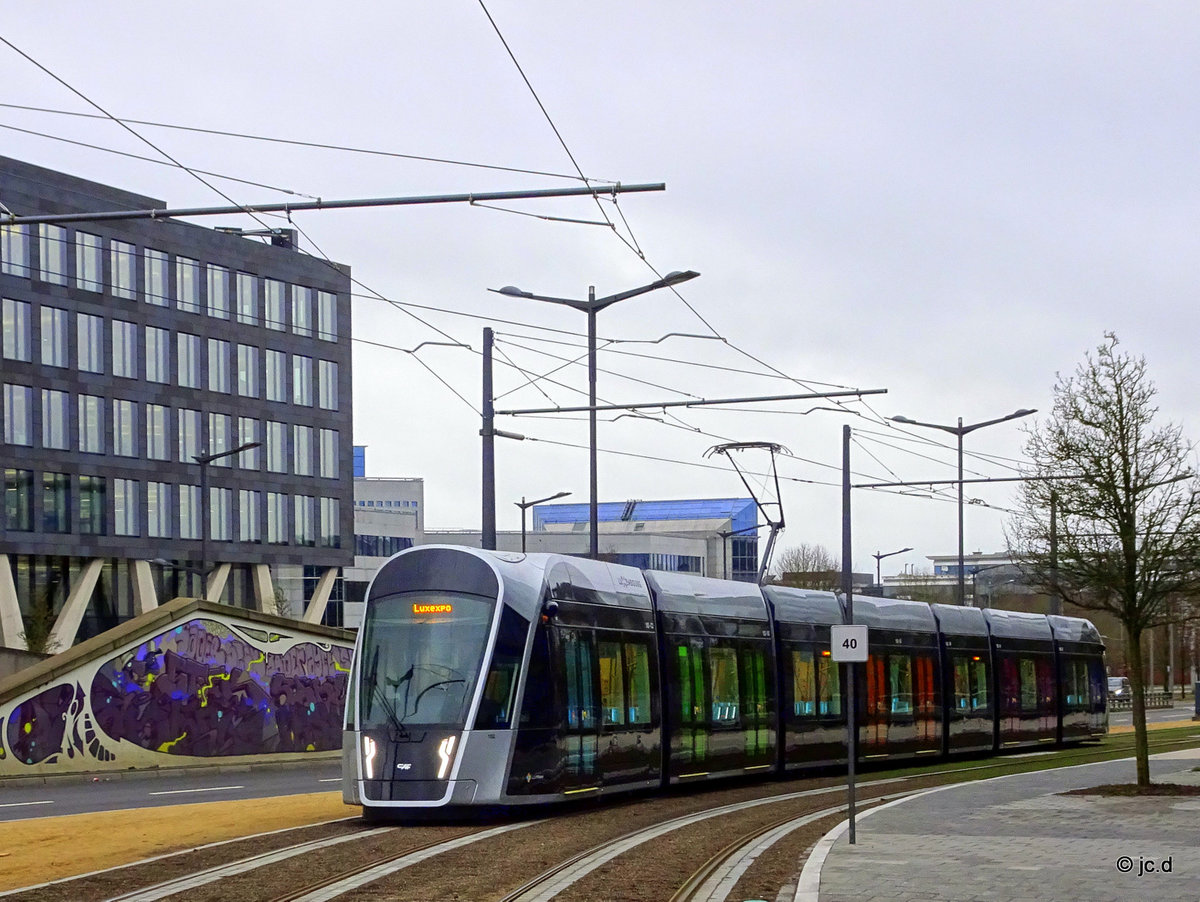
[0,791,355,892]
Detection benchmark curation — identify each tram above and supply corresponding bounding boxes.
[341,546,1106,813]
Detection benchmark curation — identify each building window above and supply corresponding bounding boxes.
[3,384,31,446]
[294,494,315,546]
[265,349,287,402]
[236,271,258,325]
[77,312,105,373]
[146,326,170,383]
[177,332,200,388]
[39,224,68,285]
[42,472,70,533]
[292,285,312,337]
[2,298,31,362]
[237,344,258,397]
[266,420,287,473]
[147,481,171,538]
[76,232,103,292]
[39,305,67,368]
[114,478,139,537]
[316,431,336,480]
[318,360,338,410]
[112,319,138,378]
[178,408,201,462]
[4,468,33,531]
[207,264,229,319]
[293,424,313,476]
[238,416,259,469]
[41,388,68,449]
[79,475,107,535]
[317,290,337,341]
[208,338,230,393]
[113,399,137,457]
[179,484,200,539]
[292,355,312,406]
[78,394,105,454]
[176,256,200,313]
[111,240,137,300]
[319,497,340,547]
[266,491,288,543]
[239,489,261,542]
[145,248,169,306]
[265,279,286,331]
[208,412,231,465]
[209,486,231,540]
[1,224,30,277]
[146,403,169,460]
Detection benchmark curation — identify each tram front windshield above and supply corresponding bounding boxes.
[358,592,494,730]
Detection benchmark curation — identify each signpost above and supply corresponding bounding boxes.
[832,622,867,844]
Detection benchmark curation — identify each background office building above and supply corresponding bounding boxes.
[0,156,354,651]
[426,497,759,581]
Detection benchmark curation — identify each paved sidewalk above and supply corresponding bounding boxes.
[812,746,1200,902]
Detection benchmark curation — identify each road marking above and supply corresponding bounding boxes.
[148,785,245,796]
[0,800,53,809]
[317,778,341,783]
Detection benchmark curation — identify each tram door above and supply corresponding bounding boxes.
[559,629,599,787]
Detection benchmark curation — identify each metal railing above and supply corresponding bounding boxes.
[1107,691,1174,711]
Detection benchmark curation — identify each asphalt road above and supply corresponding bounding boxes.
[0,759,342,822]
[1109,699,1197,726]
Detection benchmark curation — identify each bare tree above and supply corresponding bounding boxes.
[1009,333,1200,787]
[772,543,840,591]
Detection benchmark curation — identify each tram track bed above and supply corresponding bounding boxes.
[5,729,1199,902]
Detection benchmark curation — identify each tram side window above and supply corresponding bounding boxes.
[1000,657,1020,716]
[889,654,913,714]
[793,649,816,716]
[598,639,626,726]
[624,641,653,726]
[915,654,936,715]
[1019,658,1038,713]
[865,656,886,717]
[563,631,597,730]
[1088,658,1105,708]
[475,605,529,730]
[972,658,989,710]
[709,646,740,724]
[818,654,841,716]
[953,657,971,711]
[677,642,706,726]
[519,625,556,730]
[1036,657,1055,713]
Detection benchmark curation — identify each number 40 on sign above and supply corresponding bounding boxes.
[830,625,868,662]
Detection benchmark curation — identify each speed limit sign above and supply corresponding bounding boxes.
[831,625,868,662]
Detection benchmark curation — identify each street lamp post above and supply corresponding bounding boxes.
[889,409,1036,605]
[490,270,700,558]
[515,491,571,553]
[872,547,912,588]
[194,440,262,599]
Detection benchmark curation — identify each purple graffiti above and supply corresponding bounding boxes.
[88,619,353,758]
[6,684,77,765]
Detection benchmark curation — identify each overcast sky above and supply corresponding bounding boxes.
[3,3,1197,577]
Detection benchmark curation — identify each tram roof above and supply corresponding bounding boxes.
[846,596,938,633]
[761,585,843,625]
[981,607,1053,640]
[1047,614,1103,646]
[642,570,769,620]
[930,603,990,637]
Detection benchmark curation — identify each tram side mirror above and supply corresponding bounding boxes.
[541,600,560,622]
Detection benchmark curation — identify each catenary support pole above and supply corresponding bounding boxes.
[482,328,496,550]
[843,424,857,844]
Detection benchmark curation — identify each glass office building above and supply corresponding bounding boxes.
[0,156,353,648]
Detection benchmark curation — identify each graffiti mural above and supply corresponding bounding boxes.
[0,607,355,775]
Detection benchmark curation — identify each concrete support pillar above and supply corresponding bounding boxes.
[131,560,159,616]
[251,564,274,614]
[206,563,231,603]
[302,567,338,624]
[0,554,23,649]
[48,558,104,652]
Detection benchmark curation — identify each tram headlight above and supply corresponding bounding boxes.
[363,736,377,780]
[436,735,457,780]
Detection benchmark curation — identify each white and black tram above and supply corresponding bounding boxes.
[342,546,1107,814]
